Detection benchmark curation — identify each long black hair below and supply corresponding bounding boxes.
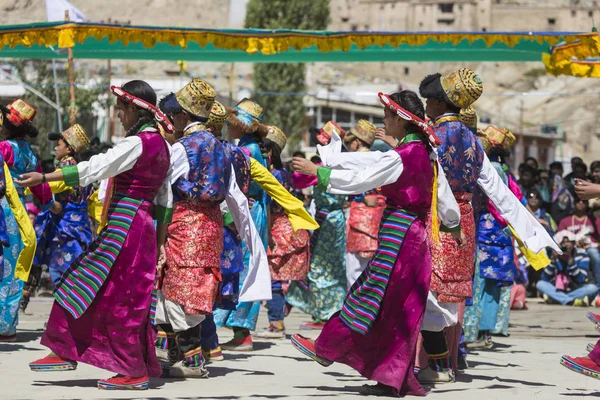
[261,138,283,170]
[121,80,157,137]
[388,91,425,136]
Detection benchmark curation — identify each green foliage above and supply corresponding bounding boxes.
[245,0,329,152]
[12,60,109,159]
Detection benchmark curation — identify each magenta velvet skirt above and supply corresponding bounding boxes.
[41,201,161,378]
[315,220,431,397]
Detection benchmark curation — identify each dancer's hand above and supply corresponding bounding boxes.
[292,157,318,176]
[364,196,379,207]
[575,179,600,200]
[14,172,43,187]
[374,128,397,147]
[451,230,466,249]
[157,244,166,266]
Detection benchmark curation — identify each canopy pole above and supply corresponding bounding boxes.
[65,10,77,126]
[106,59,112,143]
[51,59,63,132]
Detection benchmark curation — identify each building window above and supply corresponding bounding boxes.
[482,27,487,32]
[351,24,358,31]
[439,3,454,13]
[589,11,594,18]
[437,19,455,26]
[548,18,556,25]
[571,10,576,17]
[404,67,410,75]
[341,17,349,22]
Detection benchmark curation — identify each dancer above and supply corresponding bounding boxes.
[255,126,310,338]
[463,126,521,347]
[21,80,174,390]
[286,121,348,331]
[34,124,93,287]
[213,98,269,351]
[343,120,386,288]
[0,99,52,342]
[153,79,230,378]
[290,90,461,397]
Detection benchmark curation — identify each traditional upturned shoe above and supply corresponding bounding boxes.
[170,348,209,378]
[203,346,224,363]
[0,334,16,343]
[465,337,493,349]
[254,321,286,339]
[291,334,333,367]
[587,312,600,325]
[299,321,326,330]
[29,353,77,371]
[156,331,179,367]
[587,343,596,353]
[416,366,455,384]
[97,375,149,390]
[457,355,469,370]
[561,355,600,379]
[221,332,253,351]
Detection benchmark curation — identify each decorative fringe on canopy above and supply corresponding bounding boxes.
[543,32,600,77]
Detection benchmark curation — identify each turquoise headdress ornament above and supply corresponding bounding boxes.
[233,98,264,126]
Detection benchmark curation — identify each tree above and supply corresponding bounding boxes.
[12,60,109,160]
[245,0,330,152]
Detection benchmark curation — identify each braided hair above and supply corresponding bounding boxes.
[121,80,157,137]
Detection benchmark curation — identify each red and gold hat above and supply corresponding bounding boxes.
[317,121,346,145]
[3,99,36,126]
[49,124,90,154]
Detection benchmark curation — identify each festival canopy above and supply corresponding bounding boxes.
[0,21,590,64]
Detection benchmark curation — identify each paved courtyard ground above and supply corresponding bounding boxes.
[1,298,599,399]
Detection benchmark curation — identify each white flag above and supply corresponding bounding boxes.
[46,0,86,22]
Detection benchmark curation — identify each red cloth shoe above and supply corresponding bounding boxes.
[587,312,600,325]
[291,334,333,367]
[97,375,149,390]
[221,332,253,351]
[300,321,326,330]
[29,353,77,371]
[561,355,600,380]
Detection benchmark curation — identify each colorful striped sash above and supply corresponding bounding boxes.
[340,207,417,335]
[54,195,142,319]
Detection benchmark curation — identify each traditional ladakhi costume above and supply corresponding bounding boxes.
[417,68,561,383]
[154,79,233,378]
[464,126,523,346]
[343,119,386,289]
[0,99,52,341]
[292,92,461,397]
[29,83,175,391]
[34,125,93,287]
[256,126,310,338]
[286,121,348,330]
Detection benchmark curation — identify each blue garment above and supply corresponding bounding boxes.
[216,226,243,310]
[173,130,231,203]
[286,187,347,322]
[200,314,219,351]
[434,114,484,193]
[541,249,590,287]
[35,157,92,286]
[213,136,268,331]
[266,281,285,322]
[536,280,598,305]
[477,212,518,285]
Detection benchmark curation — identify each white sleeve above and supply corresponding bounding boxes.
[477,154,561,254]
[224,165,272,302]
[326,151,404,195]
[170,142,190,185]
[435,158,460,229]
[154,142,173,209]
[76,136,142,186]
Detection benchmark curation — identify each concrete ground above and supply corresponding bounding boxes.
[1,298,599,400]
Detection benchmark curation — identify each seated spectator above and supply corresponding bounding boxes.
[518,164,537,198]
[536,169,552,205]
[536,233,598,306]
[549,161,564,178]
[589,161,600,217]
[565,157,588,190]
[550,175,574,224]
[526,188,556,235]
[525,156,539,171]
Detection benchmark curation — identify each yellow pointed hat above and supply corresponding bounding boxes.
[207,101,227,136]
[266,126,287,150]
[346,119,376,146]
[440,68,483,109]
[175,79,216,119]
